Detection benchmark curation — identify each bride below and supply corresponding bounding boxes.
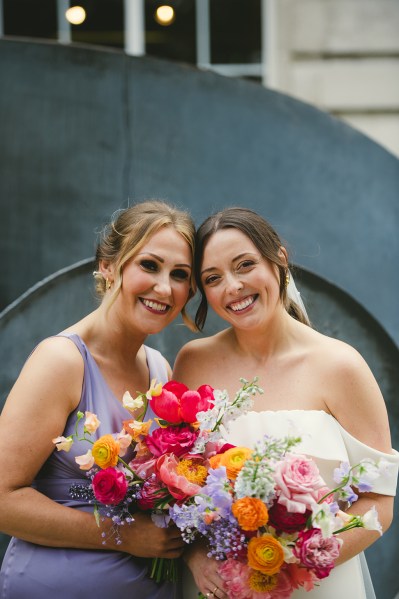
[173,207,398,599]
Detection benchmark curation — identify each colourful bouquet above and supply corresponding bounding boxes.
[53,376,387,596]
[170,434,385,598]
[52,377,262,582]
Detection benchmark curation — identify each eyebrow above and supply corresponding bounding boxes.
[138,252,191,269]
[201,252,258,275]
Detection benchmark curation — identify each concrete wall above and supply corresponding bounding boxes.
[271,0,399,157]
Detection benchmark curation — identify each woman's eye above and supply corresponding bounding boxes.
[204,274,220,285]
[238,260,255,270]
[171,269,189,281]
[140,260,158,272]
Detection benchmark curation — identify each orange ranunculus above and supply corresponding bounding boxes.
[232,497,269,531]
[247,535,285,575]
[92,434,120,469]
[219,446,252,479]
[209,454,224,469]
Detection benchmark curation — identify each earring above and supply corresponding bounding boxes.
[106,278,112,290]
[285,270,290,288]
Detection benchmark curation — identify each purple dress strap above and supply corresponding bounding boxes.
[0,333,179,599]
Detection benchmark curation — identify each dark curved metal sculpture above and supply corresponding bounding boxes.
[0,261,398,596]
[0,38,398,595]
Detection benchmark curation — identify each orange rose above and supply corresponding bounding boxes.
[247,535,285,575]
[92,434,120,469]
[232,497,269,531]
[219,446,252,479]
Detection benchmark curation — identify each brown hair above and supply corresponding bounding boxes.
[94,200,196,329]
[194,207,310,330]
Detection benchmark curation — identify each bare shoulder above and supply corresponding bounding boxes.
[5,336,84,414]
[307,330,390,449]
[173,331,228,386]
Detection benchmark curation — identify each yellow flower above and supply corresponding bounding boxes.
[247,535,285,575]
[248,569,278,592]
[146,378,163,399]
[219,446,252,479]
[232,497,269,531]
[92,434,120,469]
[175,459,208,486]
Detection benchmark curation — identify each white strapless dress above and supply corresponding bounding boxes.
[182,410,399,599]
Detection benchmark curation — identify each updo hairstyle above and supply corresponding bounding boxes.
[94,200,196,328]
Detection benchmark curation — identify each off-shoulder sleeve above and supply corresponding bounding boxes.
[338,424,399,496]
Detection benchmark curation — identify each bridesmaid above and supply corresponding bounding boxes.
[174,207,398,599]
[0,200,195,598]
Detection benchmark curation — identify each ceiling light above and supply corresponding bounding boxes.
[65,6,86,25]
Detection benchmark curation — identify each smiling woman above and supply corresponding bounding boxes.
[0,200,195,599]
[173,207,399,599]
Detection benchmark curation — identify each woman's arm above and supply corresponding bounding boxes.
[323,342,395,562]
[0,337,184,558]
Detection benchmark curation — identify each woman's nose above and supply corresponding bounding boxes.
[153,277,172,297]
[225,274,243,295]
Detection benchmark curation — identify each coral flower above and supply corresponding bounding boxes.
[248,569,278,593]
[122,419,152,442]
[247,535,285,575]
[92,434,120,469]
[156,453,204,500]
[232,497,269,531]
[219,446,252,480]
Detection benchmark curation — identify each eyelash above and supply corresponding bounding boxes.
[204,260,257,285]
[140,260,189,281]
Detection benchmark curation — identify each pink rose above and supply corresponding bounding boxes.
[293,528,341,579]
[92,467,128,505]
[145,425,198,457]
[137,476,169,510]
[150,380,214,424]
[274,453,326,513]
[156,453,203,501]
[218,558,251,599]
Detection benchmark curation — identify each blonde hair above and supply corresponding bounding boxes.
[94,200,196,329]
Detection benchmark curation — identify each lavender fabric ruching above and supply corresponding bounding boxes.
[0,333,178,599]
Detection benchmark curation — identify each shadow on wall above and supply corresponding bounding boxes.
[0,260,398,597]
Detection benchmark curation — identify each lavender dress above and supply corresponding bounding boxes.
[0,333,178,599]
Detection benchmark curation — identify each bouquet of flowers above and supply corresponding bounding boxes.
[52,377,262,583]
[53,376,388,596]
[170,433,386,598]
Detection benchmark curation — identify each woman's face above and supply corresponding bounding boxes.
[112,226,192,335]
[200,228,282,330]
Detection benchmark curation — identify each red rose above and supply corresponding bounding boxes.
[137,477,169,510]
[145,426,198,457]
[92,467,128,505]
[268,501,311,533]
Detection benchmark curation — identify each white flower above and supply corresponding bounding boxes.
[122,391,144,412]
[311,502,337,538]
[52,436,73,452]
[361,506,382,536]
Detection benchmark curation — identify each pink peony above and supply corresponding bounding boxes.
[274,453,326,513]
[293,528,341,580]
[150,380,214,424]
[219,558,251,599]
[92,467,128,505]
[137,476,169,510]
[156,453,204,501]
[145,425,198,457]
